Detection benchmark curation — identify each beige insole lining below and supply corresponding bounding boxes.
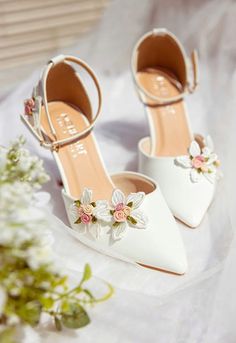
[137,68,193,156]
[40,102,155,200]
[41,102,114,200]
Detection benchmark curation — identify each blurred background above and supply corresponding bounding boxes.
[0,0,109,94]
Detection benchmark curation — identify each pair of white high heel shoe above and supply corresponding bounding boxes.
[21,29,221,275]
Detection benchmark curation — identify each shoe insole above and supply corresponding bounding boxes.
[136,68,193,157]
[40,101,115,200]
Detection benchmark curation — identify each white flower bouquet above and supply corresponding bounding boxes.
[0,137,113,343]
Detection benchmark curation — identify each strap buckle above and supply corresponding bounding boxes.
[40,141,59,152]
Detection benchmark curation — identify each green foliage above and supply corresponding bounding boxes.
[75,200,81,207]
[0,327,16,343]
[127,216,137,225]
[0,136,49,188]
[61,303,90,329]
[0,243,113,332]
[82,264,92,283]
[0,137,114,337]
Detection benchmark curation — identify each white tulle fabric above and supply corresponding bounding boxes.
[0,0,235,342]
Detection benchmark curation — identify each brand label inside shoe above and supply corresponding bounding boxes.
[56,113,87,158]
[154,75,176,116]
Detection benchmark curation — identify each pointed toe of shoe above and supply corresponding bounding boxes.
[133,188,188,274]
[138,137,216,228]
[171,183,215,228]
[62,172,187,275]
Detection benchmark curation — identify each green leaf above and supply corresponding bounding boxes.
[112,222,120,227]
[127,216,137,225]
[74,217,81,224]
[56,275,68,286]
[92,216,97,223]
[40,296,54,310]
[61,303,90,329]
[0,327,16,343]
[74,200,81,207]
[91,202,96,207]
[110,210,115,215]
[60,300,70,312]
[81,264,92,283]
[54,316,62,331]
[83,288,95,300]
[18,301,42,326]
[127,202,133,208]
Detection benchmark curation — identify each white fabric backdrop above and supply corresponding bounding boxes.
[0,0,236,342]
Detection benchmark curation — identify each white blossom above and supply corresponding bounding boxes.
[175,136,221,183]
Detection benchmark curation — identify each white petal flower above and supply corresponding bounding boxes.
[202,146,211,158]
[189,140,201,157]
[131,209,148,229]
[110,189,148,240]
[93,200,111,222]
[70,188,148,241]
[69,203,79,223]
[111,189,125,206]
[81,188,92,205]
[70,189,111,238]
[175,155,192,168]
[190,168,201,183]
[89,223,101,239]
[175,136,221,184]
[206,153,218,165]
[112,222,127,240]
[126,192,145,209]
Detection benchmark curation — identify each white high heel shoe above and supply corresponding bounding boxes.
[132,29,221,228]
[21,54,187,274]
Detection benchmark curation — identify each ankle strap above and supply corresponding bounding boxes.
[21,55,102,151]
[131,29,199,106]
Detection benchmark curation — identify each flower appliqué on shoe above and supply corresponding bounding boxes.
[69,188,148,241]
[69,188,111,239]
[110,189,148,240]
[175,136,221,183]
[24,98,35,116]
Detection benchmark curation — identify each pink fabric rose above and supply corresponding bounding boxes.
[113,210,126,222]
[192,155,205,169]
[115,203,124,211]
[81,204,93,215]
[123,205,131,216]
[24,98,35,115]
[81,213,91,224]
[77,206,84,216]
[200,165,209,173]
